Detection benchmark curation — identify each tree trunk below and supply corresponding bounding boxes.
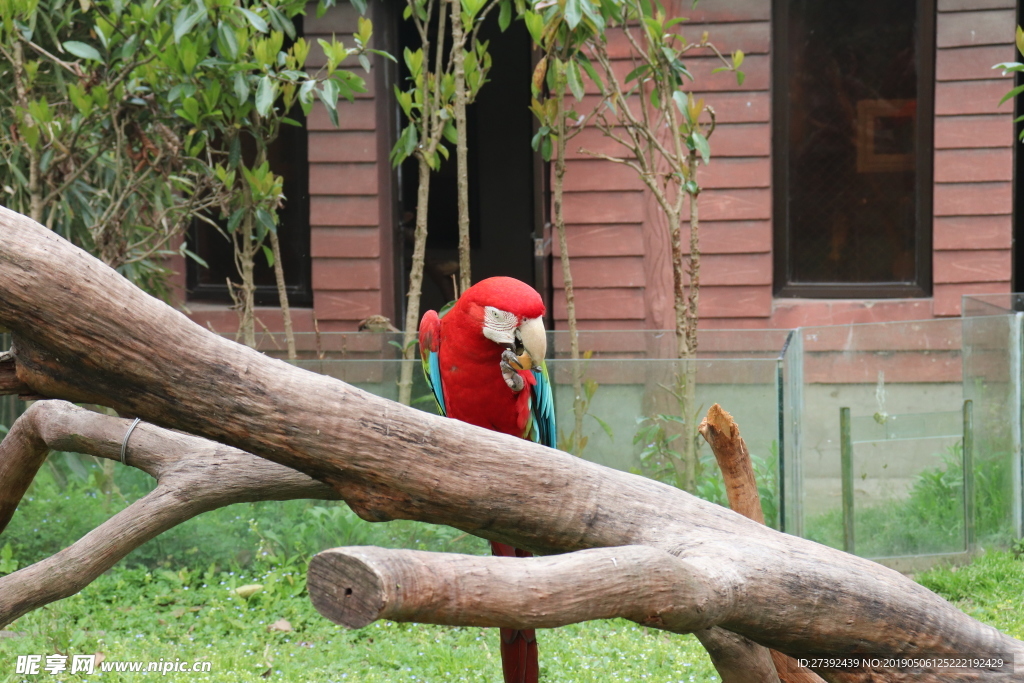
[268,229,297,360]
[397,158,433,406]
[451,0,472,296]
[1,205,1022,683]
[235,210,258,348]
[551,75,585,454]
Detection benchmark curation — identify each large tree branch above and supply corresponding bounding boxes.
[0,205,1021,682]
[0,400,338,626]
[309,545,719,631]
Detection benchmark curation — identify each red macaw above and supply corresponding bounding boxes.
[419,276,555,683]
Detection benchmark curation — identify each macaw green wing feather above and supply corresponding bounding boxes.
[528,360,556,448]
[418,310,446,417]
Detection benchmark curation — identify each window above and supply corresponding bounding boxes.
[187,16,311,307]
[186,118,312,307]
[773,0,935,297]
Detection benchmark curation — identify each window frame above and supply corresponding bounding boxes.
[771,0,937,299]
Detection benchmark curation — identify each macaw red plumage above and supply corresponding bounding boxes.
[419,276,555,683]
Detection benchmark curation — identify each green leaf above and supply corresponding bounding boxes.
[255,76,276,116]
[564,0,583,29]
[589,414,614,440]
[256,208,276,234]
[261,244,276,267]
[173,3,207,45]
[566,60,584,101]
[63,41,102,61]
[266,5,296,40]
[691,131,710,164]
[999,83,1024,106]
[317,79,341,127]
[236,6,268,33]
[227,208,245,233]
[523,11,544,45]
[233,72,250,103]
[498,0,511,32]
[389,124,419,167]
[443,120,458,144]
[623,64,650,83]
[1017,25,1024,58]
[217,21,239,60]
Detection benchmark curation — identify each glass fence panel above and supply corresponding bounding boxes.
[287,354,785,530]
[795,318,966,559]
[843,410,966,558]
[961,307,1021,545]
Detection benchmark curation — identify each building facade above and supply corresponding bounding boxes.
[173,0,1019,334]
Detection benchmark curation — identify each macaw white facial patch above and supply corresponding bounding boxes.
[482,306,518,346]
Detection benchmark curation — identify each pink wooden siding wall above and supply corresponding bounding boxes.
[932,0,1015,316]
[305,3,394,331]
[555,0,773,332]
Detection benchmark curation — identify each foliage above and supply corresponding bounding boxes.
[555,352,614,456]
[633,411,779,529]
[0,0,219,295]
[0,0,378,306]
[804,442,1015,558]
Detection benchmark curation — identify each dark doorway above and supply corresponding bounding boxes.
[773,0,935,298]
[395,11,540,320]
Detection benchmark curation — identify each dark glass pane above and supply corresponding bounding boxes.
[785,0,919,284]
[187,112,311,306]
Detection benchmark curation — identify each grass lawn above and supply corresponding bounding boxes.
[0,563,720,682]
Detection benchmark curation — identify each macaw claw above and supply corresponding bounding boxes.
[501,349,526,392]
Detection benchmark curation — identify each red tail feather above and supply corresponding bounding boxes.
[491,542,539,683]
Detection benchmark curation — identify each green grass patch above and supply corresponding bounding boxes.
[0,563,720,682]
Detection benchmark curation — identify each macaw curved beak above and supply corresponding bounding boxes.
[510,317,546,371]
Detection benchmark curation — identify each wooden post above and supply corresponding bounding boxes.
[840,407,855,554]
[963,399,975,553]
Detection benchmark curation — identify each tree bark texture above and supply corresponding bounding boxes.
[0,206,1022,682]
[0,399,338,627]
[268,229,297,360]
[450,0,472,296]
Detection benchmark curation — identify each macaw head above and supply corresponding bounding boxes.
[458,276,547,370]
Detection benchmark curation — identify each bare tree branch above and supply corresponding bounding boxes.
[0,400,339,627]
